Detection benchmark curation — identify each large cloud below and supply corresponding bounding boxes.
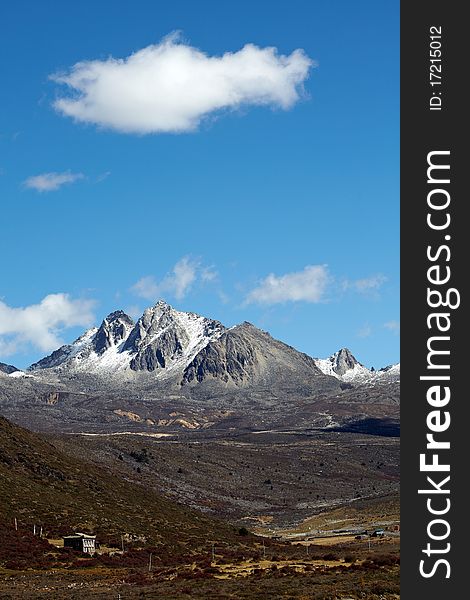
[0,294,96,356]
[51,33,314,134]
[245,265,330,305]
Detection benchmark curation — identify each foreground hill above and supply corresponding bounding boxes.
[0,416,242,552]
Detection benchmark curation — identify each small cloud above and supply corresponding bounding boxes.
[342,274,387,298]
[217,290,230,305]
[201,266,218,282]
[96,171,111,183]
[50,32,314,135]
[131,276,160,301]
[131,256,202,301]
[384,320,400,334]
[357,324,372,338]
[125,305,143,320]
[0,293,96,356]
[245,265,330,305]
[23,171,84,192]
[0,338,20,357]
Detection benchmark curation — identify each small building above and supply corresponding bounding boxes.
[371,529,385,538]
[63,533,97,554]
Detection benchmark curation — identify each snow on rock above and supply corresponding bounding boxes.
[314,348,400,384]
[8,370,30,378]
[122,300,225,377]
[26,302,398,387]
[28,300,225,380]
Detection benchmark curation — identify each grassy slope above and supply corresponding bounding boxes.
[0,416,241,553]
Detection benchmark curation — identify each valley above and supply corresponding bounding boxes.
[51,428,399,528]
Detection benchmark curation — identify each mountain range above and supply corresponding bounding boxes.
[0,301,399,433]
[8,300,399,385]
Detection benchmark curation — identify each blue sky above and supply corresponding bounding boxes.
[0,0,399,370]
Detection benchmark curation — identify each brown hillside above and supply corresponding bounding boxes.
[0,416,240,553]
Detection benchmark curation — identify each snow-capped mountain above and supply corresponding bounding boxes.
[23,300,342,394]
[23,302,398,391]
[314,348,400,384]
[121,301,225,374]
[0,302,400,434]
[29,301,225,379]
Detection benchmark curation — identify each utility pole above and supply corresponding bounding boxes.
[148,552,152,572]
[211,542,215,563]
[306,543,309,556]
[262,539,266,559]
[121,535,124,552]
[14,518,17,531]
[33,524,36,536]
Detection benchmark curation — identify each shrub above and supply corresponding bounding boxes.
[323,553,339,561]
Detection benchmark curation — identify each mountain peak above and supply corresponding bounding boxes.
[93,311,135,355]
[313,348,400,384]
[333,348,360,375]
[154,299,171,308]
[147,299,172,314]
[121,303,225,373]
[0,362,19,375]
[313,347,363,379]
[104,309,134,323]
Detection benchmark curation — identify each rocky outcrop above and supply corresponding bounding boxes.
[182,321,339,394]
[332,348,360,376]
[29,344,76,370]
[182,325,257,384]
[123,300,225,372]
[45,392,60,405]
[92,311,134,355]
[0,362,19,375]
[314,348,400,384]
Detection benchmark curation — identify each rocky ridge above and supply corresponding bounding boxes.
[314,348,400,384]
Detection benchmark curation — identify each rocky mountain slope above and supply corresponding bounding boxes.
[0,362,19,375]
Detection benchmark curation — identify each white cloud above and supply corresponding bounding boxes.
[384,320,400,334]
[51,32,314,134]
[0,338,20,357]
[131,256,201,301]
[201,266,218,282]
[96,171,111,183]
[342,274,387,297]
[357,324,372,338]
[354,274,387,293]
[217,290,230,305]
[23,171,84,192]
[245,265,329,305]
[0,294,96,356]
[131,276,160,301]
[125,305,143,320]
